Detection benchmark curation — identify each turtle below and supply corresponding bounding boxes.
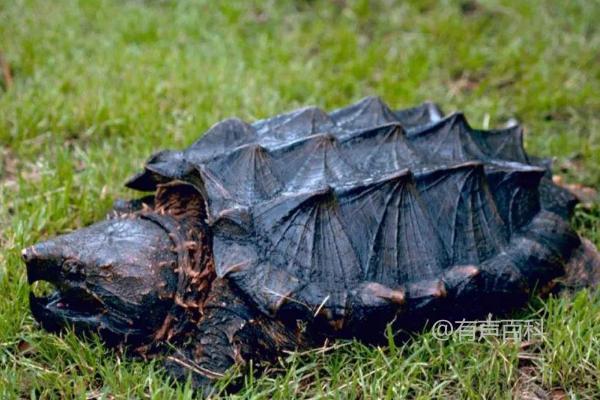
[22,97,600,394]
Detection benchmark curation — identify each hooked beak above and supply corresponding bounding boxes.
[22,241,105,333]
[22,243,62,285]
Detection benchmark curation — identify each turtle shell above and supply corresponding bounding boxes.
[126,97,579,332]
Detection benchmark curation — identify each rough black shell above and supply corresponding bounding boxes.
[126,97,579,332]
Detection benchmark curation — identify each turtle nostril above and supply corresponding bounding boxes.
[23,243,63,285]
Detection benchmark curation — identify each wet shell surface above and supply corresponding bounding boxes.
[126,97,579,332]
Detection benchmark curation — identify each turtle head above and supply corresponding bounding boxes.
[22,216,180,345]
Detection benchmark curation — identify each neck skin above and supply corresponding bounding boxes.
[142,183,216,345]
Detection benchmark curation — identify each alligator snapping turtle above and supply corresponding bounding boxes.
[22,97,599,393]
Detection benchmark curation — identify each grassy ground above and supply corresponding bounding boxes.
[0,0,599,398]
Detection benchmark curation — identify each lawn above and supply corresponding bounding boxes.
[0,0,599,398]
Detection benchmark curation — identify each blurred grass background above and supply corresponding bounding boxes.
[0,0,598,398]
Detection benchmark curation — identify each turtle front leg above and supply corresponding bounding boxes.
[163,278,305,394]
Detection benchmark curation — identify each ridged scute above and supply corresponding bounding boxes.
[126,97,579,328]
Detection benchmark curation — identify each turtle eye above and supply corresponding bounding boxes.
[62,259,85,279]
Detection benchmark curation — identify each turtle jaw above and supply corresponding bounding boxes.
[23,245,108,335]
[24,253,145,345]
[28,288,105,334]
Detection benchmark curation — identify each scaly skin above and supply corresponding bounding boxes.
[164,278,310,395]
[22,98,600,394]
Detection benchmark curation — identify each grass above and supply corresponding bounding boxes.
[0,0,599,398]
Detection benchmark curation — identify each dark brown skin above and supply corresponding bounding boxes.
[23,184,311,396]
[164,278,309,394]
[21,98,600,395]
